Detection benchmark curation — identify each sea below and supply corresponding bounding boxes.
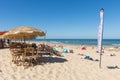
[29,39,120,46]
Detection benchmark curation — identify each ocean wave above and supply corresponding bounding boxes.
[112,44,120,46]
[49,41,62,44]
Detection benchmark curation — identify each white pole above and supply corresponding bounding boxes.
[98,8,104,68]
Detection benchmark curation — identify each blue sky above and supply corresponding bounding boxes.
[0,0,120,39]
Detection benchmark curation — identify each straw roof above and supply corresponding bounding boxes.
[0,31,8,39]
[3,26,45,40]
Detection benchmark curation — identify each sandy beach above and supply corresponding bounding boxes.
[0,42,120,80]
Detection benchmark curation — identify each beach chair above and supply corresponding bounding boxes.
[45,45,54,55]
[22,47,39,68]
[37,45,51,63]
[38,45,51,55]
[9,43,23,65]
[46,46,62,56]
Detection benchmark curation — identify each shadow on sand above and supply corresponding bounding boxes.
[107,66,120,69]
[42,56,68,63]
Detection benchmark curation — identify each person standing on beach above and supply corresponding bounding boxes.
[0,39,4,48]
[7,39,10,44]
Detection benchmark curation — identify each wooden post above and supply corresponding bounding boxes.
[99,52,102,68]
[44,31,47,45]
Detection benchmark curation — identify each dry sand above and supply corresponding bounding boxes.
[0,43,120,80]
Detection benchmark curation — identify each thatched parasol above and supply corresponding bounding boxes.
[3,26,46,40]
[0,31,8,39]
